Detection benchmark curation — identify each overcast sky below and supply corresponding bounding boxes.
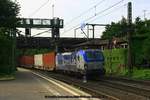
[15,0,150,38]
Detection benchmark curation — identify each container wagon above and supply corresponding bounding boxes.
[19,49,105,77]
[19,55,34,68]
[34,54,43,70]
[43,52,55,70]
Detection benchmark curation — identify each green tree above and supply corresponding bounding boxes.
[142,20,150,65]
[0,0,20,28]
[102,17,128,39]
[0,0,20,74]
[134,17,149,36]
[142,36,150,64]
[101,16,150,67]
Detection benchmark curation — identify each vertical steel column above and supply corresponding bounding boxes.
[87,25,89,38]
[127,2,133,74]
[74,29,76,38]
[92,25,95,39]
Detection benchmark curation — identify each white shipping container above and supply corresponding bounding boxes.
[34,54,43,67]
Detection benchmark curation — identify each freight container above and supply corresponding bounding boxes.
[19,56,34,68]
[56,52,77,72]
[43,52,55,70]
[34,54,43,69]
[19,56,24,67]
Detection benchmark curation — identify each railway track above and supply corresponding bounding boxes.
[31,69,150,100]
[96,78,150,98]
[32,69,119,100]
[102,76,150,86]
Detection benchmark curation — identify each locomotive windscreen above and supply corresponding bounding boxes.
[84,51,104,62]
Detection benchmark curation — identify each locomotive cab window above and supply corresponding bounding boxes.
[85,51,104,61]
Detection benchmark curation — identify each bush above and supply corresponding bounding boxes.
[131,68,150,80]
[103,48,127,75]
[0,32,14,74]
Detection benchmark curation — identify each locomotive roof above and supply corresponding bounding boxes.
[61,52,72,55]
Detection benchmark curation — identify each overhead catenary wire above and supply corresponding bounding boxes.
[88,3,128,23]
[32,29,51,37]
[137,11,150,19]
[87,0,133,23]
[62,0,125,35]
[28,0,50,17]
[83,0,125,22]
[64,0,107,27]
[28,0,51,37]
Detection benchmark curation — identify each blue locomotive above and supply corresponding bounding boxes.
[56,49,105,77]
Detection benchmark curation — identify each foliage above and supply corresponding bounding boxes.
[0,0,20,74]
[103,48,150,79]
[0,0,20,28]
[131,68,150,80]
[142,36,150,64]
[103,48,127,75]
[131,40,142,65]
[140,20,150,64]
[134,17,150,36]
[0,31,13,74]
[102,17,128,39]
[102,17,150,66]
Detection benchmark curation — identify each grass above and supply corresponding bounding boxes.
[130,68,150,80]
[106,67,150,80]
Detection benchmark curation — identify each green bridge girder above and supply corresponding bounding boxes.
[17,18,63,28]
